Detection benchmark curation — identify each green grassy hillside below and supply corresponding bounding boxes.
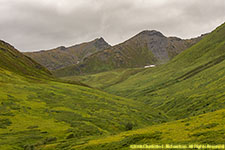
[67,108,225,150]
[53,31,203,77]
[0,40,51,78]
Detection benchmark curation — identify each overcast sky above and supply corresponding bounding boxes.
[0,0,224,52]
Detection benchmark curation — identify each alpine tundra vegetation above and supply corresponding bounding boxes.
[0,1,224,149]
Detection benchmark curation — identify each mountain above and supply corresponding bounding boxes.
[54,30,204,77]
[101,22,225,119]
[24,37,111,70]
[0,40,167,150]
[0,40,51,78]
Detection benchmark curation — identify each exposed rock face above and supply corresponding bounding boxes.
[24,38,111,70]
[94,37,109,49]
[132,30,169,63]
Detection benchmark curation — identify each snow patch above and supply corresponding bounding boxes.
[144,65,156,68]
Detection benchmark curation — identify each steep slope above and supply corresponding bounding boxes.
[54,31,203,77]
[0,40,51,78]
[104,22,225,119]
[0,41,167,150]
[24,37,111,70]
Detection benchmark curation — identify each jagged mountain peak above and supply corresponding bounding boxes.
[92,37,111,49]
[95,37,105,41]
[93,37,108,44]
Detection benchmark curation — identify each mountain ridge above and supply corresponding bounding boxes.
[53,30,204,77]
[24,37,111,70]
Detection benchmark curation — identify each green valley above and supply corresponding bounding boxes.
[54,22,225,149]
[0,16,224,150]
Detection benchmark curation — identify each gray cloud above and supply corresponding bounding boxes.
[0,0,224,51]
